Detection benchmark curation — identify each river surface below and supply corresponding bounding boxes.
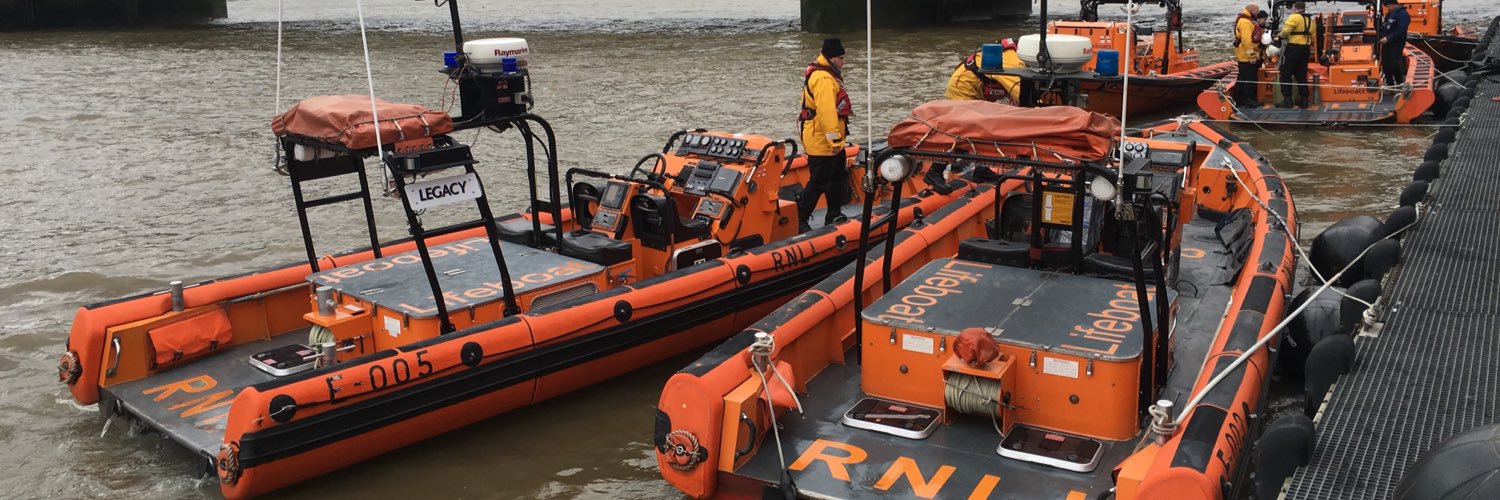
[0,0,1492,497]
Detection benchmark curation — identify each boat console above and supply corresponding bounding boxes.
[559,130,793,276]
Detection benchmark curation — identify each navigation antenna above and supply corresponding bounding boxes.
[1115,0,1136,219]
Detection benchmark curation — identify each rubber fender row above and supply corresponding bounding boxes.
[1265,19,1500,496]
[1258,212,1404,497]
[1391,19,1500,500]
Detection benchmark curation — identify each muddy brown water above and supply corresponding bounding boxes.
[0,0,1492,497]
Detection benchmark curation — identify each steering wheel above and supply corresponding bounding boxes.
[570,181,602,229]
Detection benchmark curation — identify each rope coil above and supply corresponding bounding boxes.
[944,372,1008,437]
[662,430,705,471]
[217,442,242,485]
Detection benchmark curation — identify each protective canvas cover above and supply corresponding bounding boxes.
[147,309,233,367]
[272,95,454,150]
[887,101,1119,161]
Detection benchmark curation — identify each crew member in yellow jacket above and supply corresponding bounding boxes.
[797,38,854,233]
[1276,1,1317,108]
[1232,4,1263,107]
[945,38,1023,103]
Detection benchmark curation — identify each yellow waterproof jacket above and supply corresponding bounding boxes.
[944,49,1022,102]
[801,54,850,156]
[1280,12,1316,46]
[1235,11,1260,62]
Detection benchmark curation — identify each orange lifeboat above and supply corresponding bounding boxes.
[1198,0,1437,124]
[654,101,1300,499]
[1056,0,1236,116]
[54,4,990,493]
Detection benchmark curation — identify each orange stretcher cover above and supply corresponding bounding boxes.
[147,309,233,367]
[887,101,1119,161]
[272,95,454,150]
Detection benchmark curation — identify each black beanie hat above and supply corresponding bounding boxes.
[822,38,846,59]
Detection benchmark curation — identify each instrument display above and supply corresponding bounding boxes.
[600,181,628,210]
[676,133,750,162]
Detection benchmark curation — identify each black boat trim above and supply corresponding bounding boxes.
[235,252,855,468]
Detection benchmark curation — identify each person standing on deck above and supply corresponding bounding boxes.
[798,38,854,233]
[1277,2,1317,108]
[945,38,1023,104]
[1381,3,1411,86]
[1233,4,1264,107]
[1256,10,1271,58]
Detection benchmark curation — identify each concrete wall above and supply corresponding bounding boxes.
[801,0,1031,33]
[1,0,226,29]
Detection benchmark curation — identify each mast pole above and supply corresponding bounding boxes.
[448,0,465,56]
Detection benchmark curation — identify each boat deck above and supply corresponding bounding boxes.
[1283,21,1500,499]
[307,237,604,318]
[102,331,307,459]
[738,216,1241,498]
[1235,99,1398,124]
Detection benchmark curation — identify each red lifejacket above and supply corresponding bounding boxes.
[800,62,853,121]
[961,51,1014,104]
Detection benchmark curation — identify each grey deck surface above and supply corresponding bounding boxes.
[307,237,604,318]
[738,217,1238,498]
[1284,27,1500,499]
[104,332,307,458]
[1236,99,1398,124]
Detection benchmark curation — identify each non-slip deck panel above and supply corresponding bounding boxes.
[1237,101,1399,124]
[306,237,604,318]
[1284,38,1500,499]
[104,333,308,457]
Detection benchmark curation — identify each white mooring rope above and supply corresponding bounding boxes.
[354,0,386,170]
[1170,211,1422,429]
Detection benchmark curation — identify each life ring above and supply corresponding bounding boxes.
[217,442,242,486]
[662,429,706,471]
[57,351,81,385]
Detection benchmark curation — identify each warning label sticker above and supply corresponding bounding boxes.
[1043,357,1080,379]
[901,334,935,355]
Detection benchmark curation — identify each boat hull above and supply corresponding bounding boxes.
[65,176,971,497]
[655,120,1298,500]
[1198,47,1436,124]
[1081,61,1235,116]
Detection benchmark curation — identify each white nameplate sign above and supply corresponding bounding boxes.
[405,172,482,210]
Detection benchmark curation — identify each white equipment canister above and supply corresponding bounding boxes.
[463,38,530,71]
[1017,34,1094,74]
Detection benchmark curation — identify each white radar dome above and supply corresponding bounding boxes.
[1017,34,1095,74]
[463,38,530,71]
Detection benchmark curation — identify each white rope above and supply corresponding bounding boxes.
[750,333,801,474]
[271,0,287,174]
[1114,0,1136,218]
[1195,117,1459,128]
[1224,159,1372,309]
[1170,212,1422,428]
[1204,72,1419,91]
[1119,0,1133,147]
[1416,37,1470,64]
[354,0,386,168]
[865,0,873,157]
[274,0,283,116]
